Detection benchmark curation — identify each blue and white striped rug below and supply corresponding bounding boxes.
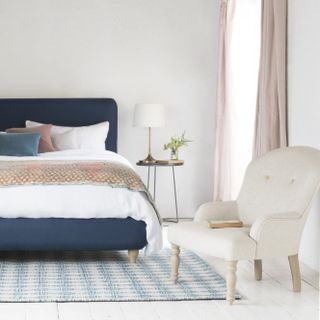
[0,250,240,302]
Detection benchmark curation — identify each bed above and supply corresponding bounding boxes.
[0,98,162,261]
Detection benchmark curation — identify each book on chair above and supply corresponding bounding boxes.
[208,220,243,229]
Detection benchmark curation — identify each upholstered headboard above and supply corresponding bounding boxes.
[0,98,118,152]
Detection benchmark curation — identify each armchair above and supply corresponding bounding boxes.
[168,146,320,304]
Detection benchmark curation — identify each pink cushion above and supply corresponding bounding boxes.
[6,125,56,153]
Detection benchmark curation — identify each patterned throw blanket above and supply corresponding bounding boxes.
[0,160,160,222]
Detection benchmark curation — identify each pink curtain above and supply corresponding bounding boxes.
[213,0,235,201]
[253,0,288,158]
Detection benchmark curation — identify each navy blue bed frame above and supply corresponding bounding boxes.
[0,98,147,252]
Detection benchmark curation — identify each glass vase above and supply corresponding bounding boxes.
[170,149,179,160]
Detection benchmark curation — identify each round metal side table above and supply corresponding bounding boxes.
[136,161,184,223]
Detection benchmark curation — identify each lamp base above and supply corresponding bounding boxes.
[138,154,157,164]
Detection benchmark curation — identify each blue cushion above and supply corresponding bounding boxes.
[0,132,41,156]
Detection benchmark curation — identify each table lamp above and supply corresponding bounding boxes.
[133,103,165,164]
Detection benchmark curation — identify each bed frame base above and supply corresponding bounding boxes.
[0,218,147,253]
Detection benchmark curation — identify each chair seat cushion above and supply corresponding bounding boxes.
[168,222,256,260]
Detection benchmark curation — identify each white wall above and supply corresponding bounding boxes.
[0,0,219,219]
[288,0,320,271]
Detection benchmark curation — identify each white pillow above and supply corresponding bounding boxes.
[26,120,109,151]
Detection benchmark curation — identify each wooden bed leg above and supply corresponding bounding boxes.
[128,250,139,264]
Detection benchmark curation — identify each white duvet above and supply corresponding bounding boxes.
[0,150,162,254]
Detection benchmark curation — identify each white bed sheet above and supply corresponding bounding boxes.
[0,150,162,254]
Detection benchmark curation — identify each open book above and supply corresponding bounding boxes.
[208,220,243,229]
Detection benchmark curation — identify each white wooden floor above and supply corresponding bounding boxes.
[0,227,318,320]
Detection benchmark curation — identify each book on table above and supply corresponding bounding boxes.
[208,220,243,228]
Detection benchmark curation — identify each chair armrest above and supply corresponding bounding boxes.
[250,211,301,240]
[249,211,303,258]
[194,201,239,223]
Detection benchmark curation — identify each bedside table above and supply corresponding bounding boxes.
[136,160,184,223]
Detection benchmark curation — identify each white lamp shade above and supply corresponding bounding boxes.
[133,104,165,127]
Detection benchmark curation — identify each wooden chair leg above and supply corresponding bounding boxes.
[171,244,180,284]
[288,254,301,292]
[254,259,262,281]
[226,260,238,305]
[128,250,139,264]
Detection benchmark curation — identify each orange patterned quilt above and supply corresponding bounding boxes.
[0,160,144,189]
[0,161,158,218]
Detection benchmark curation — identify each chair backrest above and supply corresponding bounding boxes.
[237,146,320,224]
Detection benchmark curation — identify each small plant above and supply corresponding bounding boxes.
[163,131,192,160]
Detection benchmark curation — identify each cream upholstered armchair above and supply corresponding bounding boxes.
[168,146,320,304]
